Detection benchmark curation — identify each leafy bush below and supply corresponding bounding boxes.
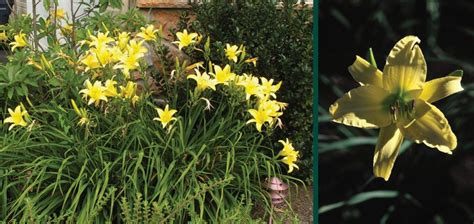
[183,0,314,181]
[0,3,301,223]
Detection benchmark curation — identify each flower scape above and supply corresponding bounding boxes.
[0,9,300,222]
[329,36,463,181]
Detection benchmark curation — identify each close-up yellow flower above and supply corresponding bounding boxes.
[89,31,114,48]
[4,105,28,131]
[213,64,236,85]
[187,69,217,91]
[260,77,282,99]
[114,53,141,78]
[79,79,108,107]
[247,106,273,132]
[80,53,100,71]
[126,40,148,58]
[236,74,262,100]
[225,44,241,63]
[104,79,118,97]
[117,32,130,50]
[137,25,160,41]
[10,32,27,51]
[153,104,177,128]
[172,29,198,51]
[278,138,299,173]
[329,36,463,181]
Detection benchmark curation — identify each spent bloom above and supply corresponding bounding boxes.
[278,138,299,173]
[225,44,241,63]
[172,29,198,51]
[154,104,177,128]
[329,36,463,181]
[4,105,28,131]
[79,79,108,107]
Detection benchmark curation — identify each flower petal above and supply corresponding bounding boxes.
[348,56,383,87]
[419,76,463,103]
[329,85,392,128]
[399,100,456,154]
[383,36,426,93]
[373,124,404,181]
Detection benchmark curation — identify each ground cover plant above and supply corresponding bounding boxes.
[0,1,301,222]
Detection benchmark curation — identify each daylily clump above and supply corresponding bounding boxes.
[329,36,463,181]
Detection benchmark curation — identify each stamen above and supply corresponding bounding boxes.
[390,99,415,122]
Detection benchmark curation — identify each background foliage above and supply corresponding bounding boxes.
[182,0,314,182]
[319,0,474,223]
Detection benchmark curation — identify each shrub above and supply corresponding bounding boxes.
[183,0,313,181]
[0,3,302,223]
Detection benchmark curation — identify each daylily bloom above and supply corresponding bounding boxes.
[236,74,262,100]
[225,44,241,63]
[212,64,235,85]
[120,81,140,105]
[10,32,28,51]
[187,69,217,91]
[172,29,198,51]
[52,8,66,20]
[137,25,160,41]
[260,77,282,99]
[104,79,118,97]
[278,138,299,173]
[4,105,28,131]
[79,79,108,107]
[329,36,463,181]
[117,32,130,50]
[126,40,148,58]
[247,106,273,132]
[154,104,177,128]
[80,54,100,71]
[89,31,114,48]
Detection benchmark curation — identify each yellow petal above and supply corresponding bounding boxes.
[399,100,456,154]
[383,36,426,93]
[373,124,404,181]
[329,85,392,128]
[348,56,383,87]
[419,76,463,103]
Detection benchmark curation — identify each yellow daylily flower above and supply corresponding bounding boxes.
[52,8,66,20]
[187,69,217,91]
[260,77,282,99]
[244,57,258,67]
[117,32,130,50]
[126,40,148,58]
[236,74,262,100]
[79,79,108,107]
[10,32,28,51]
[80,53,100,71]
[225,44,241,63]
[212,64,236,85]
[172,29,198,51]
[91,46,114,66]
[277,138,299,173]
[329,36,463,181]
[114,53,141,78]
[153,104,177,128]
[120,81,139,105]
[137,25,160,41]
[4,105,28,131]
[104,79,118,97]
[89,31,114,48]
[246,106,273,132]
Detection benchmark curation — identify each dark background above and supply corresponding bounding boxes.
[319,0,474,223]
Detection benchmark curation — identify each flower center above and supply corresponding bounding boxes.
[389,99,415,123]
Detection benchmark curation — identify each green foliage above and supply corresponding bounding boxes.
[184,0,313,181]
